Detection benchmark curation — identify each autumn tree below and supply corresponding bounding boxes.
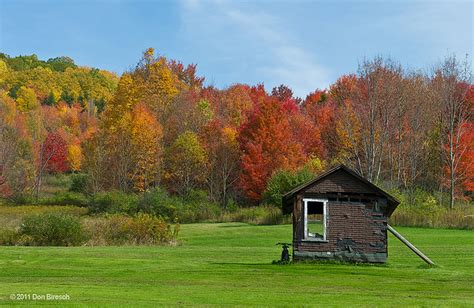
[432,56,472,208]
[97,74,137,191]
[336,58,403,183]
[129,103,163,192]
[271,84,295,102]
[238,91,306,202]
[218,84,253,127]
[131,48,180,122]
[0,92,35,197]
[81,132,109,194]
[400,73,432,191]
[459,121,474,193]
[16,86,39,112]
[201,120,240,208]
[42,132,69,173]
[162,90,212,146]
[168,60,205,90]
[164,131,208,196]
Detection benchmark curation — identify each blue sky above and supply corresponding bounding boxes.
[0,0,472,97]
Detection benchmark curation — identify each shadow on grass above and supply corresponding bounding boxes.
[217,224,250,228]
[211,262,275,266]
[211,260,388,267]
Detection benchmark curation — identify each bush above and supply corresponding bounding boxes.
[40,191,88,207]
[84,213,179,245]
[139,188,221,223]
[138,188,179,220]
[0,228,19,245]
[225,198,239,213]
[88,191,139,214]
[19,213,85,246]
[179,190,221,223]
[6,194,35,205]
[263,168,314,213]
[70,173,89,193]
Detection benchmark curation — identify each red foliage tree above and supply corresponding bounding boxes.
[238,93,306,202]
[271,84,294,102]
[459,122,474,192]
[303,89,326,114]
[458,85,474,193]
[271,84,299,113]
[43,132,69,173]
[289,112,324,158]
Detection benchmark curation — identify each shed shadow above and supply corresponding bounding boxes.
[211,262,275,267]
[217,224,250,228]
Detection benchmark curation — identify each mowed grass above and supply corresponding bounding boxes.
[0,223,473,306]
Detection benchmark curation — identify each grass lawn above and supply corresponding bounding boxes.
[0,223,473,306]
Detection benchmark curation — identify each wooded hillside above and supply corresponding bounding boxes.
[0,49,472,210]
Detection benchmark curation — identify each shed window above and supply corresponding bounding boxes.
[303,199,327,241]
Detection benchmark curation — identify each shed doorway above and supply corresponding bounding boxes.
[303,198,327,241]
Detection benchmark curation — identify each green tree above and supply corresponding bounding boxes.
[165,131,207,196]
[263,167,315,213]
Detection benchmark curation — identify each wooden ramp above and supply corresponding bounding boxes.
[387,225,436,266]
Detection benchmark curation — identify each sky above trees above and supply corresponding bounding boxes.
[0,0,472,97]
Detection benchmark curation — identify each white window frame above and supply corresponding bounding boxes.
[303,198,328,241]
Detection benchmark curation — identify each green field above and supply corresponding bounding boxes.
[0,223,473,306]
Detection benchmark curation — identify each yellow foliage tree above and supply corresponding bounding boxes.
[132,48,180,120]
[16,86,39,112]
[0,60,9,86]
[68,142,82,172]
[130,103,163,192]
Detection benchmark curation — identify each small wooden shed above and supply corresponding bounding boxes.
[283,164,400,263]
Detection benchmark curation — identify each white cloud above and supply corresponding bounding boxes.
[178,0,330,97]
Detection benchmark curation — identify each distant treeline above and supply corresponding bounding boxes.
[0,50,472,210]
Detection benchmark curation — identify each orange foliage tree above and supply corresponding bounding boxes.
[130,103,163,192]
[238,89,306,202]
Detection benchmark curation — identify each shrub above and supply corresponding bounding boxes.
[0,228,19,245]
[138,188,179,220]
[0,205,88,231]
[19,213,85,246]
[139,188,221,223]
[88,191,139,214]
[263,168,314,212]
[179,201,221,223]
[70,173,89,193]
[179,190,221,223]
[7,194,35,205]
[225,198,239,213]
[84,213,179,245]
[40,191,88,207]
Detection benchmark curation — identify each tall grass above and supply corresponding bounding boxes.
[0,205,88,229]
[82,214,179,246]
[390,205,474,229]
[219,206,291,225]
[0,211,179,247]
[388,188,474,229]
